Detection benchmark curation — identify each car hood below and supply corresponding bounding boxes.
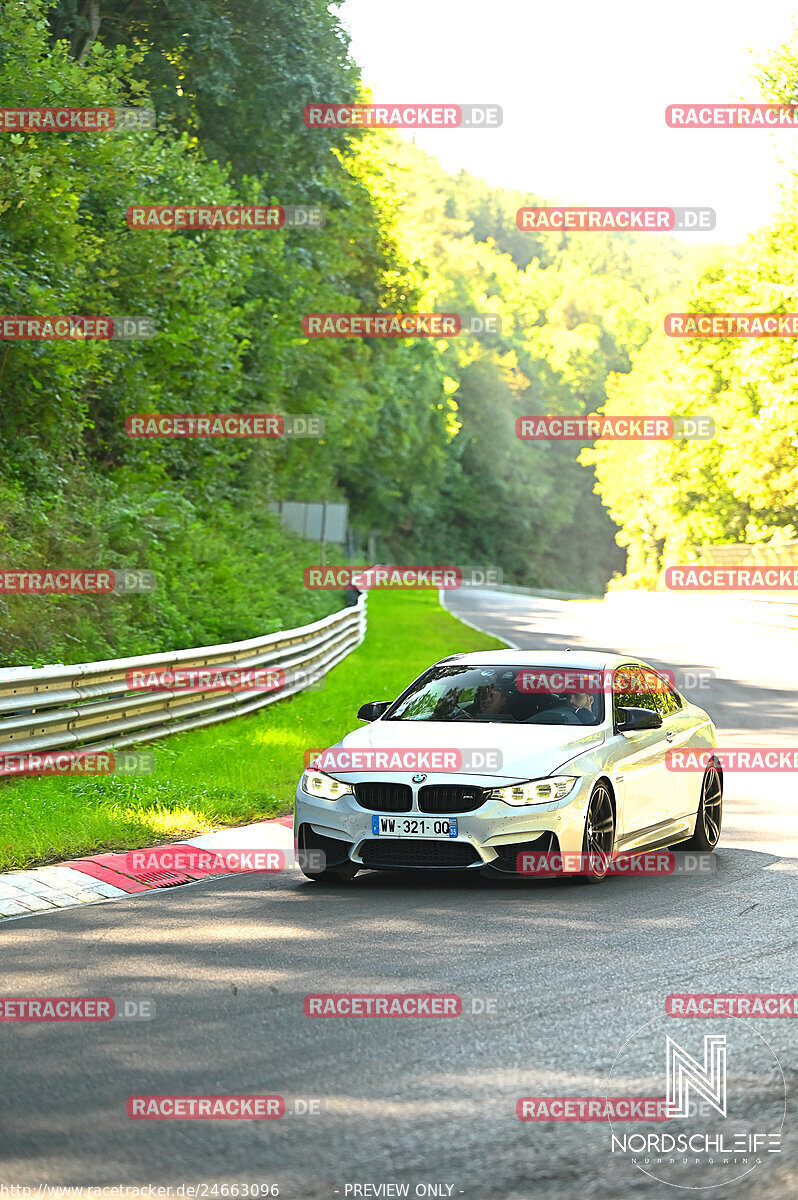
[315,719,605,782]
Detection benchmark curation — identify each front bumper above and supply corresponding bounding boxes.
[294,772,592,871]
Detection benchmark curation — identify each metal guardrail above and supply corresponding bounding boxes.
[0,595,367,766]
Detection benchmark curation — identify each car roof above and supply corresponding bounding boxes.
[436,649,643,671]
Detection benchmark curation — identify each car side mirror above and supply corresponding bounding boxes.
[616,706,662,732]
[357,701,391,721]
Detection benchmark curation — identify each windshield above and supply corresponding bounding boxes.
[384,664,605,725]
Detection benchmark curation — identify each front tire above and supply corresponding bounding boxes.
[680,761,723,852]
[576,781,615,883]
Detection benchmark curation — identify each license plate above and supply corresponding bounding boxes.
[372,815,458,838]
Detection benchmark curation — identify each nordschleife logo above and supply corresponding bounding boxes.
[605,1015,784,1190]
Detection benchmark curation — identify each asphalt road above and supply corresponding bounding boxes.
[1,590,797,1199]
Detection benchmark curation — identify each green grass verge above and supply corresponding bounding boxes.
[0,590,505,871]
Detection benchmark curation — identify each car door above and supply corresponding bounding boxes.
[612,664,672,842]
[649,670,700,819]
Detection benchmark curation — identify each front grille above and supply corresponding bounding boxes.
[418,784,487,814]
[354,782,413,812]
[297,824,353,867]
[360,839,480,869]
[491,832,558,873]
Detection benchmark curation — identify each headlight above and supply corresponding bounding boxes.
[300,769,354,801]
[488,776,578,806]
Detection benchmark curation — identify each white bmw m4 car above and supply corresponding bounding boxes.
[294,650,721,882]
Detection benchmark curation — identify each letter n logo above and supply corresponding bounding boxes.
[666,1034,727,1117]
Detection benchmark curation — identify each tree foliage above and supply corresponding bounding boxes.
[1,0,706,663]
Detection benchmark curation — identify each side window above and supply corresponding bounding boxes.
[613,665,659,723]
[648,670,683,717]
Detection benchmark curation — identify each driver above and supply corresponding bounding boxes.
[474,682,508,715]
[566,689,597,724]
